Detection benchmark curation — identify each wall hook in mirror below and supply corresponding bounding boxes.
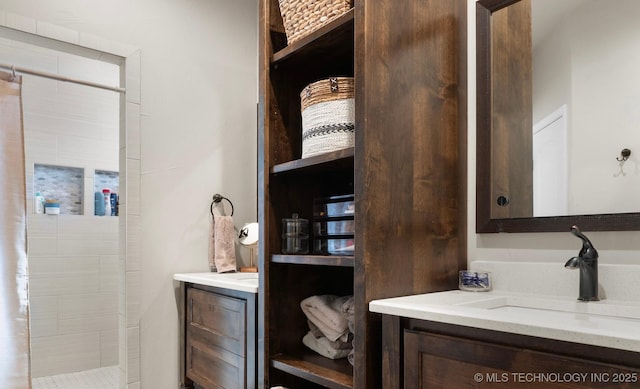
[616,148,631,162]
[614,148,631,177]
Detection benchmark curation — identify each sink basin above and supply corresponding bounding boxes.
[369,290,640,352]
[456,295,640,320]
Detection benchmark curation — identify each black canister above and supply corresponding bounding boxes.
[282,213,309,254]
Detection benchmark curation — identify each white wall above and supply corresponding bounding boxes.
[0,1,258,388]
[469,0,640,268]
[0,38,121,377]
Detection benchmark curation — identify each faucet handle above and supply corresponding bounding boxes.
[571,225,598,260]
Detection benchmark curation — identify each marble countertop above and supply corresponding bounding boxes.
[173,272,258,294]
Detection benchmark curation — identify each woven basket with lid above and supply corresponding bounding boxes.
[278,0,353,44]
[300,77,354,158]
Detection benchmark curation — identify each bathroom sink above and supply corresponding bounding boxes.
[369,290,640,352]
[456,294,640,324]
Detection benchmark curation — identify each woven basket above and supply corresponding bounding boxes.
[278,0,353,44]
[300,77,354,159]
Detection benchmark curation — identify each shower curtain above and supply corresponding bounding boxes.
[0,70,31,388]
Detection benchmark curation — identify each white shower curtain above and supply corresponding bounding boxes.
[0,70,31,388]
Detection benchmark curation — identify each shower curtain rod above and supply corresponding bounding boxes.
[0,62,125,93]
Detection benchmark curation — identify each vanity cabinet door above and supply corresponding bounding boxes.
[186,287,247,389]
[404,330,638,389]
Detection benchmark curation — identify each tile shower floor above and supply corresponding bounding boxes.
[32,366,118,389]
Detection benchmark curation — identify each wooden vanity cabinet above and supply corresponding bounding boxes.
[183,283,257,389]
[382,315,640,389]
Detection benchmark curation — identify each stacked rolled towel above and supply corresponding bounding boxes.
[302,332,351,360]
[341,296,355,366]
[300,295,354,360]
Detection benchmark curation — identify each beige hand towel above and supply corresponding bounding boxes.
[208,215,217,272]
[209,215,237,273]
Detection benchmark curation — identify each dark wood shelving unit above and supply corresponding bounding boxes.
[259,0,467,388]
[259,2,356,387]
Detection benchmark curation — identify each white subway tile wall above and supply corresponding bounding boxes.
[2,11,143,387]
[4,35,121,377]
[27,216,119,377]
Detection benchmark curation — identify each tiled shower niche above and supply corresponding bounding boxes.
[34,164,84,215]
[94,170,119,195]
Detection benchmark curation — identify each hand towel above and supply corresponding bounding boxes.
[208,214,217,272]
[211,215,237,273]
[302,332,351,360]
[300,295,351,342]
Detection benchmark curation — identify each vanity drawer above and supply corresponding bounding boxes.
[402,329,640,389]
[187,287,246,357]
[186,336,245,389]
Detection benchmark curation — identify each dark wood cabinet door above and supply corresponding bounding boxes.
[403,330,639,389]
[186,287,247,389]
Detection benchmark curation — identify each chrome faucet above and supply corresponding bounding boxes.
[564,225,599,301]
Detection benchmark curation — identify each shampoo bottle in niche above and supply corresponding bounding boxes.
[34,191,45,214]
[110,193,118,216]
[102,189,111,216]
[94,191,105,216]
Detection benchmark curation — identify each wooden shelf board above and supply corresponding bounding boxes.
[271,254,355,267]
[271,148,354,175]
[271,352,353,389]
[272,9,355,65]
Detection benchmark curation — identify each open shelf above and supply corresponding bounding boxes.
[271,352,353,389]
[272,9,355,66]
[271,254,354,267]
[271,148,354,175]
[262,3,357,389]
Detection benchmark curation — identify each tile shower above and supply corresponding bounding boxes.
[2,37,121,382]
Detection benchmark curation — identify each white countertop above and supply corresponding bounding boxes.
[173,272,259,294]
[369,291,640,352]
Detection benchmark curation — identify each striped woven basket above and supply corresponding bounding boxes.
[278,0,353,44]
[300,77,354,159]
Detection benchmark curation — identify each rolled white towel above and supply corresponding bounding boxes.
[302,332,351,360]
[300,295,350,342]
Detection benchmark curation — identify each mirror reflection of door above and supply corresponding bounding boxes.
[533,105,568,217]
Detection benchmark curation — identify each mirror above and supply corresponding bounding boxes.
[477,0,640,232]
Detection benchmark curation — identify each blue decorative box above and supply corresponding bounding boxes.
[459,270,491,292]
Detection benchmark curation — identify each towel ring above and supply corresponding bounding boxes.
[210,194,234,218]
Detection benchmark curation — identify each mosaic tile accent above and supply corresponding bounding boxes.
[95,170,120,195]
[34,164,84,215]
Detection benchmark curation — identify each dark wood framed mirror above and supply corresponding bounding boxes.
[476,0,640,233]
